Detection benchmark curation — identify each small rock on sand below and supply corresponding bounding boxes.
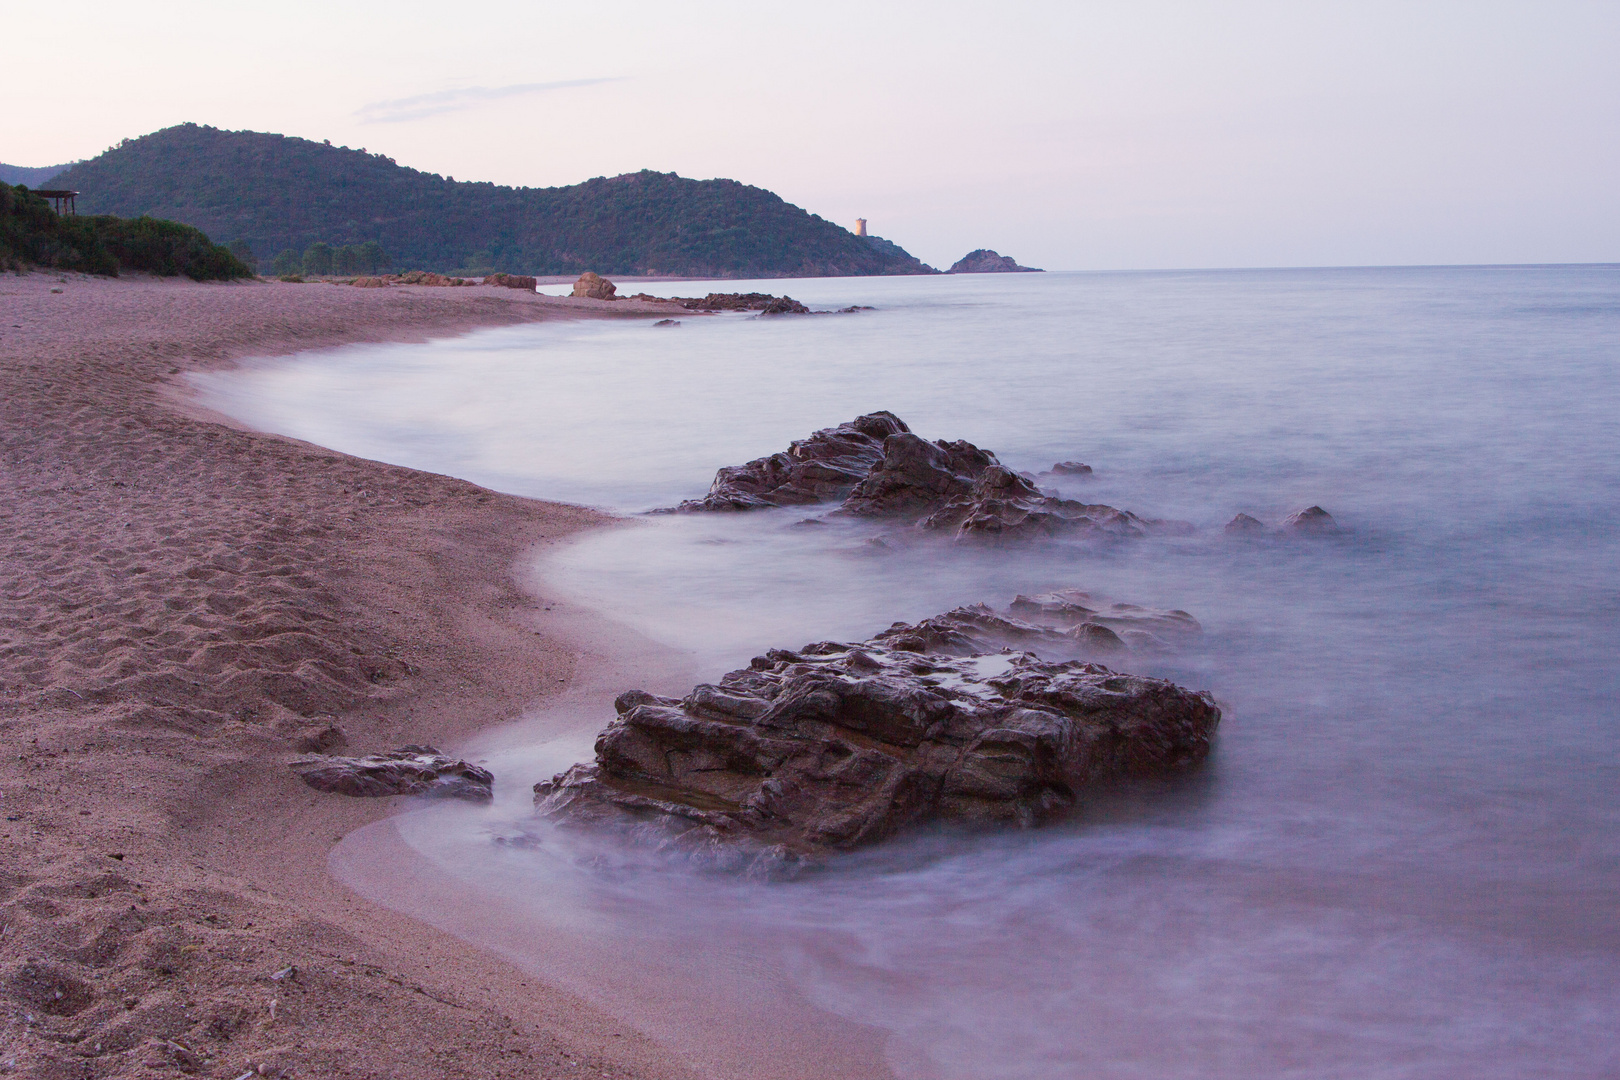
[290,746,493,803]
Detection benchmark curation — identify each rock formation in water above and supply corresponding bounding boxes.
[571,271,617,299]
[674,292,810,314]
[290,745,493,803]
[916,465,1159,542]
[674,413,1179,540]
[839,433,998,517]
[533,597,1218,871]
[675,412,911,511]
[1044,461,1093,476]
[1225,506,1340,537]
[947,249,1043,273]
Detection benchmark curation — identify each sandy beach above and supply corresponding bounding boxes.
[0,272,774,1080]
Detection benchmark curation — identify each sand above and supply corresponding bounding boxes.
[0,272,746,1079]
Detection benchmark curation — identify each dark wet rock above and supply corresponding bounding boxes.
[947,249,1043,273]
[652,318,681,327]
[917,465,1156,542]
[838,305,876,313]
[1226,506,1340,537]
[676,412,911,512]
[571,271,617,299]
[1004,590,1203,648]
[678,292,803,312]
[290,745,493,803]
[674,413,1170,542]
[1280,505,1340,535]
[1044,461,1093,476]
[839,433,999,518]
[534,602,1219,870]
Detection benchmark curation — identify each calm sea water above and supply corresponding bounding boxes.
[200,267,1620,1079]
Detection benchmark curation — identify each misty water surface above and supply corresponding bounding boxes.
[200,267,1620,1079]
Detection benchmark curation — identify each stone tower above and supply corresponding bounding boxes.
[855,218,867,237]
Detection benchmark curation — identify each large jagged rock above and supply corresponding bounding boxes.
[290,745,493,803]
[672,413,1170,540]
[676,412,911,512]
[534,602,1219,871]
[839,433,999,518]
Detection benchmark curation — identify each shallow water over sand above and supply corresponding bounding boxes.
[203,267,1620,1078]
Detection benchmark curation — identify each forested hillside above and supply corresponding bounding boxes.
[51,125,935,277]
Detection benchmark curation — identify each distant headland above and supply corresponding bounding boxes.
[948,248,1043,273]
[42,124,938,280]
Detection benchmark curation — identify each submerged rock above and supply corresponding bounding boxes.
[1225,506,1341,537]
[1280,505,1340,535]
[676,412,911,512]
[916,464,1155,542]
[290,745,493,803]
[534,600,1218,869]
[1044,461,1093,476]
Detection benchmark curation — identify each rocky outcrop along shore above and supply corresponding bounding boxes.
[675,413,1177,541]
[675,412,911,511]
[534,598,1219,871]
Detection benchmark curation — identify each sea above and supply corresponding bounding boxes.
[196,266,1620,1079]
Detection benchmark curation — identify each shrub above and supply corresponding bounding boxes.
[0,185,248,280]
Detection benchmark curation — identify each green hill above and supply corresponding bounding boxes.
[1,184,251,280]
[0,163,70,186]
[50,125,936,278]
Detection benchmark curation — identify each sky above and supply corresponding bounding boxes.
[7,0,1619,271]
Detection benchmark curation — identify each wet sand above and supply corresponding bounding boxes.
[0,272,892,1079]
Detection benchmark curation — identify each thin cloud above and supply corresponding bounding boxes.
[356,78,620,123]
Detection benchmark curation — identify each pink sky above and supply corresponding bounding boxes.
[8,0,1618,270]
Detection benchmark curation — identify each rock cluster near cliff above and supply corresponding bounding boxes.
[675,413,1177,541]
[948,249,1043,273]
[534,597,1219,872]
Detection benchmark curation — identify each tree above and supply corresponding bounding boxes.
[356,240,386,274]
[302,241,333,276]
[228,240,256,272]
[271,249,300,276]
[333,244,358,275]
